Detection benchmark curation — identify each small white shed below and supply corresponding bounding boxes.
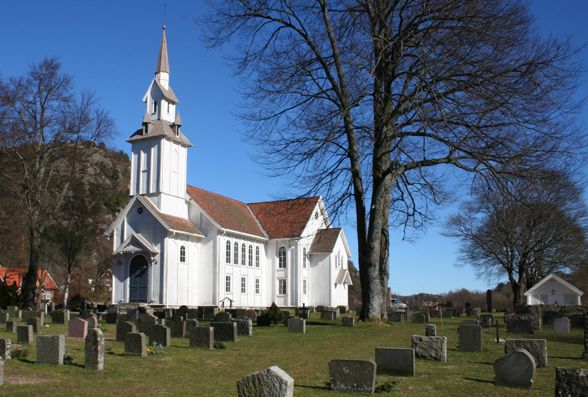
[524,273,583,305]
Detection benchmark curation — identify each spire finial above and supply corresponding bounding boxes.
[155,25,170,75]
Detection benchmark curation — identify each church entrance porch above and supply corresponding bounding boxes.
[129,255,148,302]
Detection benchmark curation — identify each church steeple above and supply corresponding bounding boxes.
[156,25,170,76]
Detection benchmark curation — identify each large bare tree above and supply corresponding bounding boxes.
[203,0,582,319]
[0,58,112,309]
[446,170,588,307]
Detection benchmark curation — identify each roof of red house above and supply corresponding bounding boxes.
[187,185,266,238]
[249,197,320,239]
[0,267,58,290]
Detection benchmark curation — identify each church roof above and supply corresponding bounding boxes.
[114,233,159,256]
[309,228,341,253]
[187,186,267,238]
[249,197,320,239]
[141,197,204,237]
[156,25,170,74]
[128,120,192,147]
[154,79,179,103]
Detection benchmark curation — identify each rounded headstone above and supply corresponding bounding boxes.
[494,349,536,389]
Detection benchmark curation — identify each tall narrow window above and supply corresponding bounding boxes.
[303,279,308,295]
[335,255,339,268]
[278,247,287,269]
[255,247,260,267]
[225,275,231,293]
[303,247,307,268]
[225,241,231,263]
[248,245,253,267]
[241,243,246,266]
[152,100,158,115]
[140,150,150,194]
[179,246,186,263]
[233,242,239,265]
[241,277,246,294]
[255,278,260,294]
[278,279,287,295]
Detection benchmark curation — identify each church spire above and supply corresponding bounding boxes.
[155,25,170,75]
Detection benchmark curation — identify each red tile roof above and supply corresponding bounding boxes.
[0,267,58,290]
[249,197,320,239]
[187,186,266,238]
[309,228,341,253]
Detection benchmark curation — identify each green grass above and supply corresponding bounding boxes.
[0,313,585,396]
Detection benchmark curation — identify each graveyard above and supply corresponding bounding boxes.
[0,309,586,396]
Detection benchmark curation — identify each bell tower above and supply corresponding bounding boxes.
[128,26,191,219]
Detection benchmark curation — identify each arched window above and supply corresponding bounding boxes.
[303,247,307,268]
[278,247,287,269]
[241,243,246,266]
[225,241,231,263]
[255,247,260,267]
[234,242,239,265]
[180,246,186,263]
[248,245,253,267]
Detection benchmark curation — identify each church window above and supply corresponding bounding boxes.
[303,279,308,295]
[248,245,253,267]
[167,102,170,114]
[255,247,260,267]
[278,279,287,295]
[233,242,239,265]
[140,150,150,194]
[241,243,246,266]
[152,100,158,115]
[179,246,186,263]
[335,255,339,268]
[278,247,287,269]
[241,277,246,293]
[303,247,307,268]
[225,241,231,263]
[225,275,231,293]
[255,278,260,294]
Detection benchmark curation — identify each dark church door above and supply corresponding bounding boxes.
[129,256,148,302]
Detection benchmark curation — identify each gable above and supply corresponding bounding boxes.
[524,273,584,297]
[309,228,341,253]
[114,233,159,256]
[0,267,58,290]
[249,197,320,239]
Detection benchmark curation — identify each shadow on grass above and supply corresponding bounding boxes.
[306,321,339,326]
[16,358,36,364]
[550,355,584,360]
[296,384,330,391]
[467,361,494,366]
[464,377,494,384]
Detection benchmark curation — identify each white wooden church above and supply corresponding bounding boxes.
[109,27,352,309]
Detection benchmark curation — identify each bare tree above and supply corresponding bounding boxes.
[203,0,582,319]
[445,170,588,307]
[0,58,112,309]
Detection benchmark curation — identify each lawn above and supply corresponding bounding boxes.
[0,312,585,396]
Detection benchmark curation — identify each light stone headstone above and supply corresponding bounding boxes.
[16,325,33,344]
[471,307,481,317]
[329,359,376,393]
[85,328,105,370]
[342,317,356,327]
[237,365,294,397]
[212,322,238,342]
[494,348,535,389]
[149,324,171,347]
[234,318,253,336]
[68,318,88,338]
[555,367,588,397]
[189,326,214,350]
[459,324,483,352]
[425,324,436,337]
[5,320,16,334]
[411,335,447,362]
[0,339,11,360]
[36,335,65,365]
[553,317,570,336]
[505,339,547,368]
[375,347,415,376]
[287,317,306,334]
[125,332,147,356]
[479,314,493,328]
[116,321,136,342]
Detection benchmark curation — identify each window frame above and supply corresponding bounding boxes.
[225,240,231,264]
[241,243,246,266]
[278,247,287,269]
[233,242,239,265]
[179,246,186,263]
[241,276,247,294]
[303,279,308,295]
[255,246,260,267]
[248,245,253,267]
[255,278,260,294]
[225,275,231,293]
[278,279,287,295]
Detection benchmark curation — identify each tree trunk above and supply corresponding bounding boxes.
[22,226,40,309]
[63,272,72,308]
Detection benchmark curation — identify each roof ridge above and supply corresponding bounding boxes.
[187,185,249,206]
[248,196,320,206]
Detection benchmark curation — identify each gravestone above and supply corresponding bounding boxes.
[37,335,65,365]
[137,312,158,335]
[583,314,588,359]
[22,310,44,325]
[68,318,88,338]
[411,335,447,362]
[555,367,588,397]
[126,308,138,321]
[16,325,33,344]
[237,365,294,397]
[215,312,232,322]
[185,319,199,338]
[494,349,535,389]
[0,358,3,385]
[465,303,472,316]
[5,321,16,333]
[125,332,147,356]
[84,314,99,330]
[199,306,216,321]
[163,308,174,319]
[116,321,136,342]
[189,326,214,350]
[27,317,41,333]
[506,314,537,334]
[0,339,11,360]
[479,314,493,328]
[486,289,493,313]
[186,308,199,320]
[51,310,69,324]
[453,308,464,317]
[342,317,356,327]
[411,312,428,323]
[234,318,253,336]
[149,324,171,347]
[374,347,415,376]
[169,318,186,338]
[553,317,570,336]
[7,306,19,319]
[388,312,404,322]
[105,312,118,324]
[287,317,306,334]
[321,310,337,320]
[212,322,238,342]
[442,310,454,319]
[329,359,376,393]
[85,328,105,370]
[282,315,293,327]
[425,324,436,337]
[459,324,483,352]
[505,339,548,368]
[471,307,481,317]
[0,312,8,325]
[337,305,347,314]
[296,307,309,320]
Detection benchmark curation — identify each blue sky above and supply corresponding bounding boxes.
[1,1,586,295]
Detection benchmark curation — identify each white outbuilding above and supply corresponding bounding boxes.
[524,273,583,305]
